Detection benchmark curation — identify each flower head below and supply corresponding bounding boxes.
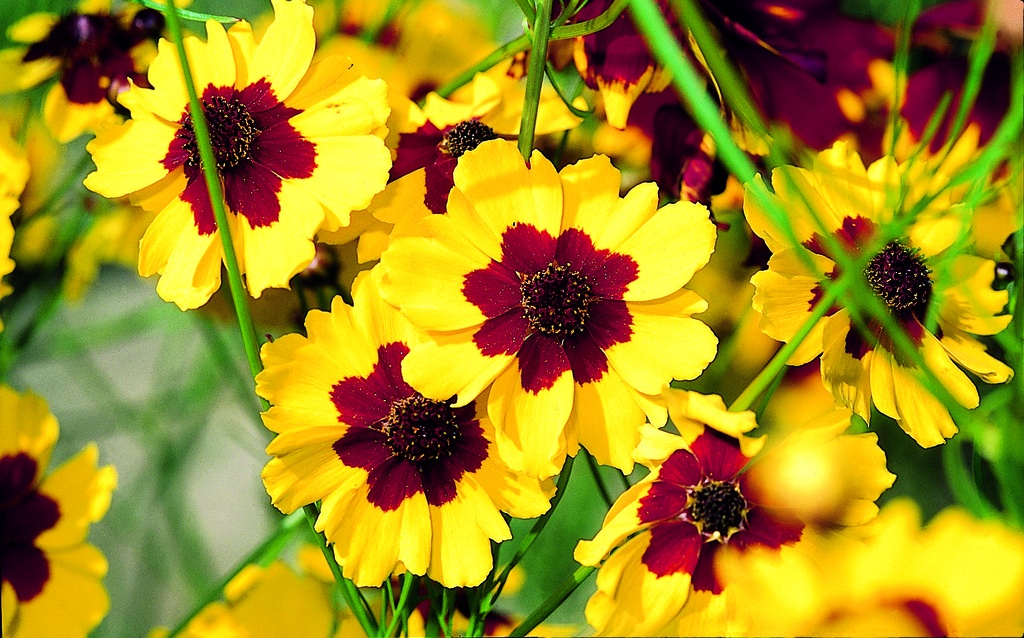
[0,385,117,637]
[0,2,165,142]
[746,140,1013,446]
[258,271,551,587]
[378,139,718,478]
[84,0,392,309]
[721,499,1024,636]
[573,392,803,636]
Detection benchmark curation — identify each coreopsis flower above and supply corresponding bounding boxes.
[746,140,1013,447]
[0,385,117,637]
[571,0,672,129]
[84,0,392,310]
[721,499,1024,636]
[0,126,30,330]
[378,139,718,478]
[348,64,584,262]
[0,2,165,142]
[573,391,803,636]
[258,271,552,587]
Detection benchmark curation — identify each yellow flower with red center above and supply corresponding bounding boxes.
[0,0,165,142]
[84,0,392,310]
[378,139,719,478]
[745,140,1013,447]
[0,385,117,638]
[258,271,552,587]
[574,390,895,637]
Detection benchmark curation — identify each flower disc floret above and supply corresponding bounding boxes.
[864,241,932,314]
[520,263,594,339]
[178,96,262,170]
[441,120,498,158]
[688,479,747,539]
[381,394,460,463]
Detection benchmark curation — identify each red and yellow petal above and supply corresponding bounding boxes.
[451,140,563,241]
[488,362,574,478]
[13,543,109,638]
[400,328,514,407]
[0,386,58,467]
[616,199,716,302]
[820,310,873,423]
[35,445,116,551]
[569,370,647,473]
[248,0,316,101]
[425,475,511,587]
[604,289,718,396]
[83,113,179,200]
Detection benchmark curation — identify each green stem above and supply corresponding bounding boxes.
[488,456,575,606]
[942,435,998,518]
[302,504,379,636]
[166,511,305,637]
[133,0,240,23]
[435,35,531,99]
[509,565,596,637]
[548,0,629,39]
[162,0,265,390]
[729,280,844,412]
[379,572,415,637]
[518,0,554,161]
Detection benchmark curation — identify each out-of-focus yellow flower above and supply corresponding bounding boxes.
[0,125,30,329]
[0,384,117,638]
[721,499,1024,636]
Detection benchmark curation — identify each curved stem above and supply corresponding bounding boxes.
[518,0,554,161]
[509,565,596,637]
[584,451,614,508]
[435,35,531,99]
[380,572,415,637]
[162,0,265,392]
[302,504,379,636]
[166,511,305,637]
[489,456,575,606]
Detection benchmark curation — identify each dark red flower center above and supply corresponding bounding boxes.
[178,96,263,170]
[688,479,747,539]
[520,263,594,339]
[382,394,461,463]
[863,241,932,314]
[1,453,60,603]
[441,120,498,158]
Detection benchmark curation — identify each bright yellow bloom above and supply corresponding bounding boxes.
[746,140,1013,447]
[378,139,718,478]
[258,271,552,587]
[721,499,1024,636]
[84,0,391,310]
[0,125,30,331]
[0,384,117,638]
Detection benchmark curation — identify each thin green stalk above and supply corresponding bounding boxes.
[509,565,596,636]
[671,0,771,142]
[549,0,628,39]
[379,572,415,638]
[166,511,305,637]
[133,0,240,23]
[162,0,265,387]
[729,279,845,412]
[302,504,380,636]
[584,451,614,508]
[435,35,531,98]
[488,456,575,606]
[519,0,554,160]
[629,0,758,184]
[942,434,998,518]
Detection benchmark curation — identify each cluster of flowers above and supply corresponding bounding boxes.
[1,0,1022,636]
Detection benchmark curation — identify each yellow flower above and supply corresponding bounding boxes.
[258,271,552,587]
[0,384,117,638]
[721,499,1024,636]
[378,139,718,478]
[575,391,894,637]
[84,0,392,310]
[745,140,1013,447]
[0,125,30,331]
[0,0,165,142]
